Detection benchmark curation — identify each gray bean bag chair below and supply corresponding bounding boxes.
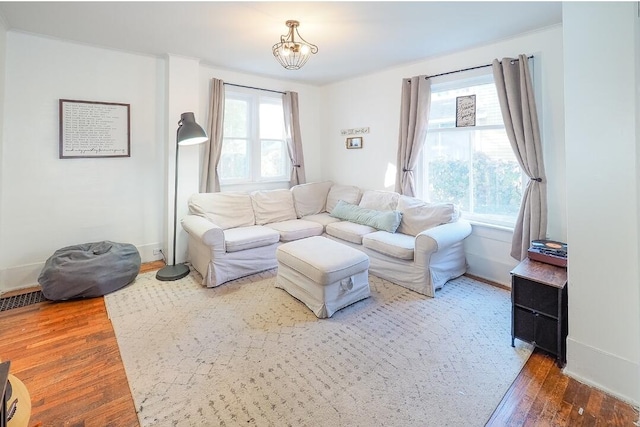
[38,241,141,300]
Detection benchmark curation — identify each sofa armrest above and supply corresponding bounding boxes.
[415,219,472,253]
[181,215,225,248]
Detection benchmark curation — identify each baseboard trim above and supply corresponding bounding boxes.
[564,337,640,407]
[464,273,510,291]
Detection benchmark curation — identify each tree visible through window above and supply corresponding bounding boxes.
[418,74,524,227]
[220,89,289,184]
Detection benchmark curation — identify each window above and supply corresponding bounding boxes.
[417,73,524,227]
[220,89,289,185]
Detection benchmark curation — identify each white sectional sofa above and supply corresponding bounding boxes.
[181,181,472,297]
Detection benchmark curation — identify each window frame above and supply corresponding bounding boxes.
[416,71,526,229]
[220,88,290,187]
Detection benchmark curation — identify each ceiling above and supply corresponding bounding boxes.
[0,1,563,86]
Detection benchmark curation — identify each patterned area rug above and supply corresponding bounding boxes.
[105,269,531,427]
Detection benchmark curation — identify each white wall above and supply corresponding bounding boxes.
[198,64,324,187]
[0,32,166,292]
[563,2,640,405]
[0,17,6,287]
[166,55,203,266]
[321,26,566,286]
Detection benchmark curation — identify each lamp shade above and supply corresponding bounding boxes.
[177,112,208,145]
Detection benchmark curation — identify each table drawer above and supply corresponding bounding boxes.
[513,307,559,355]
[513,276,559,317]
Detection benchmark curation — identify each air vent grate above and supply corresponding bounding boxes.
[0,291,46,312]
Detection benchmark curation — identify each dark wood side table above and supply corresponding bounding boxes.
[510,258,568,367]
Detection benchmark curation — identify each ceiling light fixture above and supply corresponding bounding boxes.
[272,20,318,70]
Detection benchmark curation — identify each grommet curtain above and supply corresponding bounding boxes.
[492,55,547,260]
[283,91,306,186]
[200,78,225,193]
[395,76,431,196]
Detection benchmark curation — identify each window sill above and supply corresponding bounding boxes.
[467,219,514,233]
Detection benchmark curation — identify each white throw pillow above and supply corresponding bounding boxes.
[250,189,298,225]
[358,190,400,211]
[397,195,460,236]
[326,184,362,213]
[291,181,333,218]
[188,192,255,230]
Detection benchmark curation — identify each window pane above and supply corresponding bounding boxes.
[223,98,248,138]
[219,138,249,180]
[420,73,524,226]
[472,130,522,219]
[261,139,287,178]
[425,132,471,210]
[259,100,285,140]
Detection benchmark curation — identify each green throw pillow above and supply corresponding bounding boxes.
[330,200,403,233]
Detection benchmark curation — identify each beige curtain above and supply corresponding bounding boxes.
[493,55,547,260]
[395,76,431,196]
[283,91,306,186]
[200,78,225,193]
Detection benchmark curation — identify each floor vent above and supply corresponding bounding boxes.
[0,291,47,312]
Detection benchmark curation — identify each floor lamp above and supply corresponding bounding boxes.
[156,112,208,281]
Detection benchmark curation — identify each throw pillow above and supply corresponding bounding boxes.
[397,196,460,236]
[330,200,402,233]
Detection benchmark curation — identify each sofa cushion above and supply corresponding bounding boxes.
[363,231,415,260]
[188,192,255,230]
[223,226,280,252]
[266,219,324,242]
[358,190,400,211]
[326,184,362,213]
[397,196,460,236]
[250,189,298,225]
[326,221,377,245]
[291,181,333,218]
[330,200,402,233]
[302,213,342,229]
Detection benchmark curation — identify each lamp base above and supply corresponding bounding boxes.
[156,264,190,281]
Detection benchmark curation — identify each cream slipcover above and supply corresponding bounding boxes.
[181,183,472,297]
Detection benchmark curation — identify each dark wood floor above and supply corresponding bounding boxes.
[1,262,637,427]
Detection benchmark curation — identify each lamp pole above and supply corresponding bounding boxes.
[156,112,207,281]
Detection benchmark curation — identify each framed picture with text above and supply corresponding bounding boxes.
[59,99,131,159]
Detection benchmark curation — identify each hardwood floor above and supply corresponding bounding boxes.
[1,262,637,426]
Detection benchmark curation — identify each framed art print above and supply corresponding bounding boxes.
[59,99,131,158]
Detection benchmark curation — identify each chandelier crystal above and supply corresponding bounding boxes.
[272,20,318,70]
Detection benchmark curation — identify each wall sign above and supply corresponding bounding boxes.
[340,127,370,136]
[59,99,131,159]
[455,95,476,127]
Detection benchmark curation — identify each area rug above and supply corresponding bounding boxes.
[105,269,532,427]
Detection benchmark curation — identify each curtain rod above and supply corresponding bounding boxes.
[424,55,534,80]
[224,82,285,95]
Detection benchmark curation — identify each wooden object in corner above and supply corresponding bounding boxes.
[510,258,568,367]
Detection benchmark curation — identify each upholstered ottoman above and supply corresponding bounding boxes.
[275,236,370,318]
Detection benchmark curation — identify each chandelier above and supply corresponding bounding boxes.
[272,20,318,70]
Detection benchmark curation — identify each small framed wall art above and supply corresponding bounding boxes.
[346,137,363,149]
[455,95,476,127]
[59,99,131,159]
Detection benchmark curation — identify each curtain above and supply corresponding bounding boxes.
[395,76,431,196]
[493,55,547,260]
[200,78,225,193]
[283,91,306,186]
